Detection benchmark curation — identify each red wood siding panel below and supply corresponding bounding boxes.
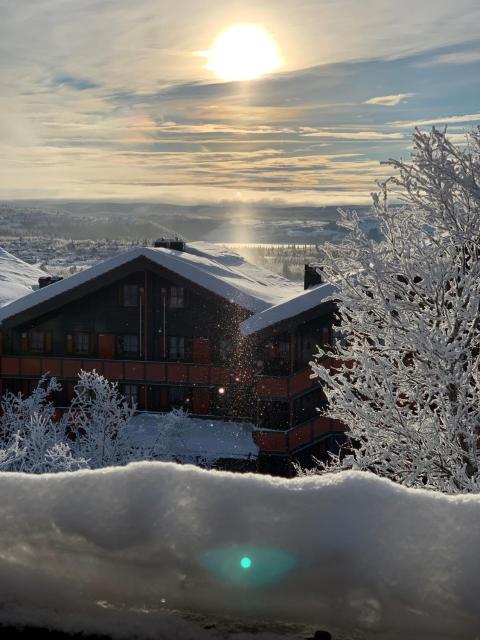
[192,337,210,364]
[124,362,145,380]
[189,365,209,383]
[254,430,288,453]
[167,364,188,383]
[20,358,42,376]
[63,359,82,378]
[256,377,289,398]
[98,334,116,359]
[0,357,20,376]
[290,369,314,396]
[42,358,62,377]
[288,422,313,450]
[81,360,104,374]
[210,367,229,385]
[103,361,125,380]
[192,387,210,414]
[313,416,331,438]
[331,419,347,432]
[145,363,166,382]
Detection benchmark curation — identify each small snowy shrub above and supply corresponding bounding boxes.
[309,127,480,493]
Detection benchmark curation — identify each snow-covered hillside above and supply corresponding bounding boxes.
[0,247,45,307]
[0,465,479,640]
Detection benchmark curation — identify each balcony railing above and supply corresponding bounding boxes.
[253,415,345,453]
[0,355,255,387]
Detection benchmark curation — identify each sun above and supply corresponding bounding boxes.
[206,24,282,82]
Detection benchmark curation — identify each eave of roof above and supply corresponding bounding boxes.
[240,283,337,337]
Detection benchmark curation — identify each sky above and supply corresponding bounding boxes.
[1,0,479,206]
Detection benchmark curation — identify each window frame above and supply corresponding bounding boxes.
[117,334,139,357]
[123,383,139,406]
[168,336,186,361]
[29,330,51,353]
[168,286,185,309]
[122,284,140,308]
[73,332,91,355]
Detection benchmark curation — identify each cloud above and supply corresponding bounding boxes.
[419,49,480,66]
[53,75,99,91]
[390,113,480,128]
[364,93,415,106]
[300,128,404,140]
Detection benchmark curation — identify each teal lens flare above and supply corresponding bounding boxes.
[201,545,296,587]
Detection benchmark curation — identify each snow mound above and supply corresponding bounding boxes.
[0,246,45,307]
[0,466,479,639]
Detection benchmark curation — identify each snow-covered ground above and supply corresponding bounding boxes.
[0,247,45,307]
[0,465,479,640]
[128,412,258,464]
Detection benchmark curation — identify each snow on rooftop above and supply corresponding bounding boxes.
[0,247,45,308]
[0,243,301,322]
[0,466,479,639]
[127,411,258,462]
[240,282,337,336]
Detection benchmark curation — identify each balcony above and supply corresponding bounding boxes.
[0,355,253,387]
[255,367,317,399]
[253,415,346,453]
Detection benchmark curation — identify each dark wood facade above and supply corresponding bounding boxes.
[0,255,345,475]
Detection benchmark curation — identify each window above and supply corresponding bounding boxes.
[73,333,90,355]
[258,401,290,430]
[218,337,232,362]
[169,286,185,309]
[258,334,291,375]
[168,386,191,409]
[117,334,139,357]
[124,384,139,406]
[122,284,139,307]
[293,389,326,425]
[168,336,186,361]
[29,331,51,353]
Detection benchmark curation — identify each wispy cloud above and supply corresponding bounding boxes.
[390,113,480,128]
[419,49,480,66]
[364,93,414,107]
[300,128,404,140]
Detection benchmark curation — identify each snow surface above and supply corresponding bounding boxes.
[128,412,258,462]
[0,243,301,322]
[0,465,479,640]
[240,283,337,336]
[0,247,45,308]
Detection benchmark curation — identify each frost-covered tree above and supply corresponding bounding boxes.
[0,371,184,473]
[0,376,88,472]
[310,127,480,493]
[62,370,137,468]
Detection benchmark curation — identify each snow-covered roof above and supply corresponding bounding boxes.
[0,242,301,322]
[240,282,337,336]
[0,247,46,308]
[127,412,258,462]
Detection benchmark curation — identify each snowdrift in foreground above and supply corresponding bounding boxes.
[0,465,479,640]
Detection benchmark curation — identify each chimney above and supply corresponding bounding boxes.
[153,237,185,251]
[38,275,63,289]
[304,264,323,290]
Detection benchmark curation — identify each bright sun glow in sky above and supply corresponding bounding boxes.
[206,24,283,81]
